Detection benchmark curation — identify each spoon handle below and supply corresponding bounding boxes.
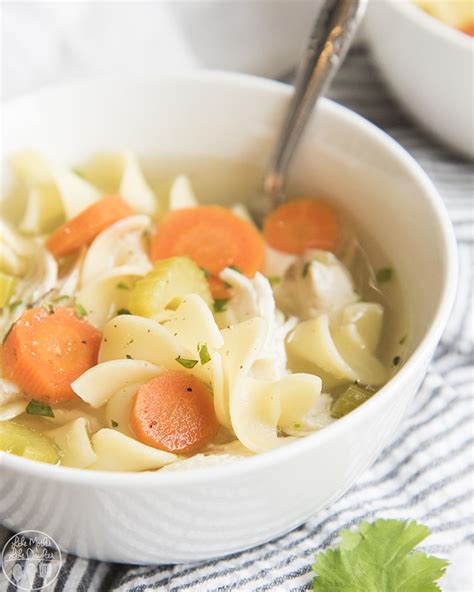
[264,0,367,198]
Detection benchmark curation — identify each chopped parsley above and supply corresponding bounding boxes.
[213,298,230,313]
[116,282,130,290]
[126,354,133,360]
[42,302,54,314]
[267,276,281,287]
[74,302,88,317]
[200,267,212,278]
[302,260,312,278]
[116,308,131,315]
[375,267,393,283]
[72,167,84,178]
[52,294,70,303]
[111,420,119,428]
[8,300,23,312]
[393,355,401,366]
[176,356,198,369]
[229,264,242,273]
[26,400,55,418]
[198,343,211,365]
[399,335,407,345]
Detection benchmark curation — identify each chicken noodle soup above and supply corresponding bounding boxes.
[0,151,405,471]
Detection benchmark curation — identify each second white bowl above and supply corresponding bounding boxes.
[365,0,474,159]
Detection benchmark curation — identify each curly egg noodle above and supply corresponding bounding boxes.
[0,151,394,472]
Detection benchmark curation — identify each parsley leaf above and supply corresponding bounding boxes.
[72,167,84,178]
[52,295,70,303]
[116,282,130,290]
[8,300,23,312]
[42,302,54,314]
[176,356,198,369]
[376,267,393,283]
[26,400,55,418]
[111,419,119,428]
[74,302,88,317]
[198,343,211,365]
[302,260,312,278]
[312,519,448,591]
[267,276,281,287]
[116,308,131,315]
[229,264,242,273]
[213,298,229,313]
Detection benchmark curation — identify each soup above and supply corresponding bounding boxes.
[0,151,406,471]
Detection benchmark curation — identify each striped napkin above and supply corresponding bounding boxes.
[1,46,473,592]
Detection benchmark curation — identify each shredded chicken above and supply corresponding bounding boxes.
[274,249,359,320]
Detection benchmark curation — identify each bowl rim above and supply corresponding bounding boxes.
[1,71,458,486]
[386,0,473,51]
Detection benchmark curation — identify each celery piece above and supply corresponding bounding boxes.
[0,272,17,308]
[331,384,376,418]
[129,256,212,318]
[0,422,60,464]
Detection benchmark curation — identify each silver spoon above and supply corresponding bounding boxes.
[254,0,367,221]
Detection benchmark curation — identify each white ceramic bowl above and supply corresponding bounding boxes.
[168,0,316,78]
[0,73,457,564]
[364,0,474,160]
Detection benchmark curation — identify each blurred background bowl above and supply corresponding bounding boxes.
[364,0,474,160]
[169,0,316,78]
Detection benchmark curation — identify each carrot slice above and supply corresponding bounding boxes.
[130,371,218,454]
[2,307,101,405]
[460,21,474,36]
[263,198,340,255]
[150,206,264,297]
[46,195,134,259]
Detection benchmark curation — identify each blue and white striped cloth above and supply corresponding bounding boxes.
[1,47,473,592]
